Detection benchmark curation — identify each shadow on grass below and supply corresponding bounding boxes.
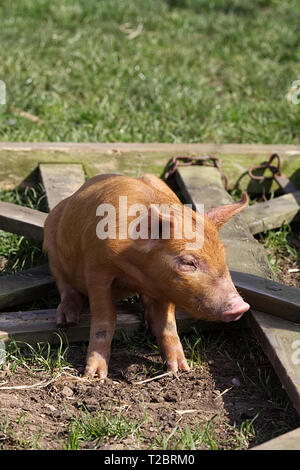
[166,0,273,17]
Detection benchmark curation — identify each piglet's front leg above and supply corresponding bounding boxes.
[141,295,190,373]
[84,279,116,381]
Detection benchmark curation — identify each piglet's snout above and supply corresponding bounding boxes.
[220,293,250,323]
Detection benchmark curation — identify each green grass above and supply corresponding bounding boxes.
[0,186,46,275]
[0,186,46,210]
[64,408,146,450]
[183,328,230,366]
[0,0,300,143]
[150,413,259,450]
[64,405,257,450]
[0,413,43,450]
[152,414,220,450]
[5,334,71,374]
[259,221,298,273]
[225,414,259,450]
[0,232,45,274]
[64,408,258,450]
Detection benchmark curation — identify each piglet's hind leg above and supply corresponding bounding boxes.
[56,282,85,327]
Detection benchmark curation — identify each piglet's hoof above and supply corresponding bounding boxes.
[84,351,108,382]
[166,358,190,374]
[167,361,191,374]
[56,301,80,327]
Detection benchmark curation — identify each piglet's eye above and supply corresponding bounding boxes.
[176,255,199,272]
[183,259,196,266]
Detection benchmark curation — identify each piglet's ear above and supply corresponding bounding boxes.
[205,192,248,229]
[128,205,174,251]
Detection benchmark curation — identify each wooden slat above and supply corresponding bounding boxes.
[175,166,274,279]
[251,427,300,450]
[1,142,300,154]
[39,163,86,211]
[0,201,46,241]
[242,191,300,235]
[231,271,300,324]
[1,144,300,193]
[248,311,300,416]
[0,307,249,345]
[0,309,142,345]
[0,265,54,310]
[175,165,300,415]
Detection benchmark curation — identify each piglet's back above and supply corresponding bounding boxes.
[47,174,173,277]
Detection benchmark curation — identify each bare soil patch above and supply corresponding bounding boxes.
[1,328,299,450]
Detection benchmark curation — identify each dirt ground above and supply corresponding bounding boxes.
[0,326,299,450]
[0,224,299,450]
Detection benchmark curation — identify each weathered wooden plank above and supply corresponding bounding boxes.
[39,163,86,211]
[0,201,46,241]
[175,165,300,415]
[0,265,54,310]
[242,191,300,235]
[1,142,300,154]
[0,309,142,345]
[0,150,167,191]
[231,271,300,324]
[0,307,248,345]
[248,310,300,416]
[174,165,274,279]
[0,145,299,193]
[251,427,300,450]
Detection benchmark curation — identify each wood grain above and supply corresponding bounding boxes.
[242,191,300,234]
[39,163,86,210]
[0,265,54,310]
[0,201,46,241]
